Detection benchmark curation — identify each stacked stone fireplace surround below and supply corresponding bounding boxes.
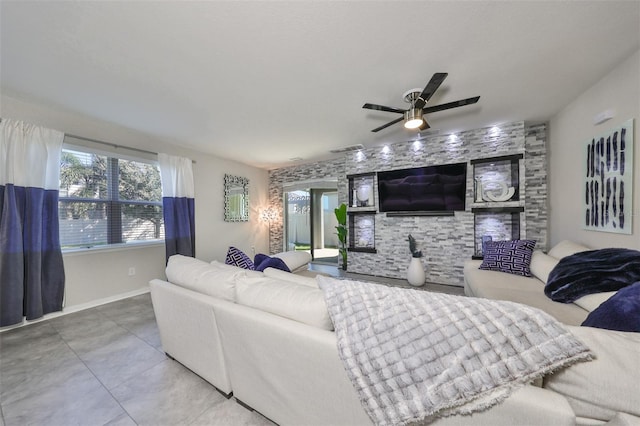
[269,121,547,286]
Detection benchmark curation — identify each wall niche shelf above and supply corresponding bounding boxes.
[471,153,522,204]
[347,173,377,253]
[471,154,525,258]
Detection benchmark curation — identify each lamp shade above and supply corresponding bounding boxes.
[404,108,423,129]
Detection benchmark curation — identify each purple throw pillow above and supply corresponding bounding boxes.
[479,239,536,277]
[225,246,255,270]
[254,253,269,267]
[254,255,291,273]
[582,282,640,332]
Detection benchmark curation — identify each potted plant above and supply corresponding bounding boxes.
[407,234,425,286]
[334,203,348,270]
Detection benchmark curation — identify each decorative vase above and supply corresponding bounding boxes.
[407,257,425,287]
[356,185,370,206]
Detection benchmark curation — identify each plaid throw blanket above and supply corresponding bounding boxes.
[318,276,592,426]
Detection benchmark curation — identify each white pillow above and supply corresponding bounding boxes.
[544,326,640,420]
[574,291,617,312]
[166,255,244,302]
[263,267,318,287]
[235,275,333,330]
[529,250,559,284]
[548,240,590,260]
[272,250,312,271]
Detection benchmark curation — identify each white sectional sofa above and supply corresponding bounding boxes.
[150,254,640,426]
[464,240,619,326]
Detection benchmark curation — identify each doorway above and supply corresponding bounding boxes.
[283,187,339,264]
[310,189,339,264]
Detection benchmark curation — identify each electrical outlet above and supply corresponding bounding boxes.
[128,267,136,276]
[251,246,256,255]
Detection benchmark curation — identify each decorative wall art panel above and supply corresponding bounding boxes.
[583,119,634,234]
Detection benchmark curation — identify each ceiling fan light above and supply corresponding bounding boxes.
[404,108,424,129]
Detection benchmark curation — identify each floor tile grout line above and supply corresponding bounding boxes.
[53,303,167,426]
[54,313,136,425]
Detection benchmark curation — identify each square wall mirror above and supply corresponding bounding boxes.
[224,174,249,222]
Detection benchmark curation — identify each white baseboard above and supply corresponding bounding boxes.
[0,287,150,333]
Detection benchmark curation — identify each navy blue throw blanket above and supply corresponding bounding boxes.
[545,248,640,303]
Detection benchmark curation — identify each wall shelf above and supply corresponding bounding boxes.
[346,173,377,252]
[347,247,377,253]
[472,206,524,214]
[347,207,377,214]
[471,154,525,257]
[470,153,523,165]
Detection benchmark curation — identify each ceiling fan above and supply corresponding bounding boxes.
[362,73,480,132]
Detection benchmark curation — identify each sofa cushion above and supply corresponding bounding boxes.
[544,326,640,421]
[271,250,312,272]
[263,267,318,287]
[529,250,559,284]
[581,282,640,332]
[210,259,263,277]
[574,291,616,312]
[235,275,333,330]
[547,240,590,259]
[254,254,291,273]
[479,239,536,276]
[166,255,245,302]
[464,260,589,326]
[225,246,255,270]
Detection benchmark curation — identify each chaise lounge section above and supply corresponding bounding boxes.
[463,240,617,325]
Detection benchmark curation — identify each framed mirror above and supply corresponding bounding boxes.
[224,174,249,222]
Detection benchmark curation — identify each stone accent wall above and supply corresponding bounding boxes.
[268,158,345,254]
[267,121,547,286]
[525,123,549,251]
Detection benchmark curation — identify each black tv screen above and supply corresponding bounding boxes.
[377,163,467,212]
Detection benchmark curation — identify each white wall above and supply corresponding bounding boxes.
[549,49,640,250]
[1,94,269,309]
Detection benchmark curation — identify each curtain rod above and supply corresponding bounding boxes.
[65,133,158,157]
[65,133,196,164]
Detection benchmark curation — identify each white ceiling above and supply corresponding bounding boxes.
[1,1,639,169]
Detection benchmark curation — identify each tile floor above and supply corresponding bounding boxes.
[0,294,274,426]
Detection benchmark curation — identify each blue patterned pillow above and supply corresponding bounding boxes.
[479,239,536,277]
[225,246,255,270]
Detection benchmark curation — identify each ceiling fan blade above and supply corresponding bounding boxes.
[362,103,406,114]
[371,116,404,132]
[413,72,448,109]
[422,96,480,114]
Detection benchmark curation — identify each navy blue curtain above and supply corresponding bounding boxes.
[162,196,195,260]
[1,119,65,327]
[0,185,65,326]
[158,153,196,262]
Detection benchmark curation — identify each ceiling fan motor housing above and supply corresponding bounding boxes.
[403,88,424,104]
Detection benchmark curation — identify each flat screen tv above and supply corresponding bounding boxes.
[377,163,467,213]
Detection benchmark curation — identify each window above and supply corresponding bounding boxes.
[59,148,164,250]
